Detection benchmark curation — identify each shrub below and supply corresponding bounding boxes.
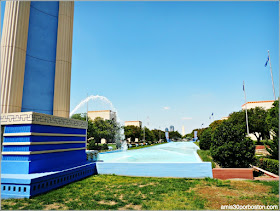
[101,144,109,150]
[210,121,255,168]
[199,127,212,150]
[88,140,101,150]
[255,157,279,175]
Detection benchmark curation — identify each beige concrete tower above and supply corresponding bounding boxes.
[53,1,74,118]
[0,1,30,113]
[1,1,74,118]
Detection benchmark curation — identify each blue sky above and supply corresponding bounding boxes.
[1,1,279,134]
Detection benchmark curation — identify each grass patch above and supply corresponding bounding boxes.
[197,149,216,168]
[1,175,278,210]
[194,141,199,147]
[107,144,116,150]
[127,142,166,150]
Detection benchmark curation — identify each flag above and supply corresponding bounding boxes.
[265,56,269,67]
[243,81,245,91]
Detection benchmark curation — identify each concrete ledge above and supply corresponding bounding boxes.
[97,162,213,178]
[212,168,254,180]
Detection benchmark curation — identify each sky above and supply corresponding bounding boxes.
[1,1,279,134]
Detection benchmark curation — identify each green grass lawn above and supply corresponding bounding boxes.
[197,150,216,168]
[107,144,116,150]
[1,175,278,210]
[127,142,166,150]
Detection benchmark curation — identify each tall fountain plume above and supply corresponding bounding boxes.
[70,95,118,118]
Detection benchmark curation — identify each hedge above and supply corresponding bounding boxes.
[254,157,279,175]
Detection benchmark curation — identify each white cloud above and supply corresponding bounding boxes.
[163,106,170,110]
[182,117,192,120]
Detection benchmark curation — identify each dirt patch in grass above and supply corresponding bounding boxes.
[2,201,17,206]
[192,180,276,209]
[43,203,68,210]
[118,203,142,210]
[98,200,117,205]
[230,180,270,195]
[138,182,157,188]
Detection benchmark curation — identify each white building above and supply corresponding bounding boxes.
[221,117,229,120]
[242,100,275,110]
[88,110,116,121]
[124,121,142,128]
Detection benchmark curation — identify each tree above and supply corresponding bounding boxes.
[91,117,113,144]
[106,119,121,143]
[265,100,279,160]
[210,120,255,168]
[124,125,141,142]
[209,120,224,131]
[247,107,269,143]
[169,131,182,140]
[227,108,270,144]
[142,127,156,143]
[199,127,212,150]
[151,129,166,142]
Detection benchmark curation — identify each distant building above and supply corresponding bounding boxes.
[221,117,229,120]
[125,121,142,128]
[170,125,174,132]
[242,100,275,110]
[87,110,116,144]
[88,110,116,121]
[165,128,169,132]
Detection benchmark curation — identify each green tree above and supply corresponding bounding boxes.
[210,120,255,168]
[228,108,269,144]
[169,131,182,140]
[124,125,141,142]
[247,107,269,143]
[142,127,156,143]
[199,127,212,150]
[209,120,224,131]
[265,100,279,160]
[91,117,114,144]
[151,129,166,142]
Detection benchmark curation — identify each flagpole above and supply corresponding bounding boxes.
[268,50,276,100]
[243,81,250,136]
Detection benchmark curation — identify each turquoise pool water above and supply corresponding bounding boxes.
[99,142,201,163]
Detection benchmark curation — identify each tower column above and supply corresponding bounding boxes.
[53,1,74,118]
[0,1,30,113]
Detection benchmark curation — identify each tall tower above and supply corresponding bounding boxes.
[1,1,74,118]
[182,125,185,136]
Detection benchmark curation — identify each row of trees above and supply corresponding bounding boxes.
[71,113,183,148]
[123,125,183,144]
[198,100,279,167]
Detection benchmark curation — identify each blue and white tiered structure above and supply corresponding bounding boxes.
[1,112,97,199]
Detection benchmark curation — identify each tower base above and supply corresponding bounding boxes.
[1,162,97,199]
